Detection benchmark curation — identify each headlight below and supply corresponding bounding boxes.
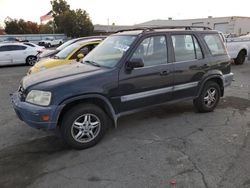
[25,90,52,106]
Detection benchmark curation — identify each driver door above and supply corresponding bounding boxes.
[118,35,174,112]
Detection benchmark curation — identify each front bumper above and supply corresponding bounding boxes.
[223,72,234,87]
[11,92,64,130]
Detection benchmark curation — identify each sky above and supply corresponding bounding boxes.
[0,0,250,26]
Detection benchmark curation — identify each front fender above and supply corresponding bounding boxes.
[58,94,118,127]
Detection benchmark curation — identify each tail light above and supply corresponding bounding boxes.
[37,50,43,55]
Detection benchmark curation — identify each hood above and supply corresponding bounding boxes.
[35,58,62,68]
[22,63,101,89]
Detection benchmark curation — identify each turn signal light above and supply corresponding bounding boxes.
[42,115,49,121]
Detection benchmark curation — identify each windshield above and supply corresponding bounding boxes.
[57,39,74,50]
[54,43,79,59]
[84,35,136,68]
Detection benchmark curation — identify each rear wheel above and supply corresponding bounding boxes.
[193,81,221,112]
[26,56,37,66]
[235,50,246,65]
[47,43,51,48]
[60,104,108,149]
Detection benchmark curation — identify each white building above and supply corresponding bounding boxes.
[137,16,250,36]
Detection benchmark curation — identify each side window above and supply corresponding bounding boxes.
[70,44,97,59]
[172,35,196,62]
[11,45,27,51]
[193,37,203,59]
[0,46,6,52]
[24,43,35,47]
[204,34,226,55]
[131,36,168,67]
[0,45,13,52]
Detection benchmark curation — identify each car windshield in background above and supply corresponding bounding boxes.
[54,43,79,59]
[83,35,136,68]
[57,40,74,51]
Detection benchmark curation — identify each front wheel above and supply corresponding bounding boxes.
[60,104,108,149]
[193,81,221,113]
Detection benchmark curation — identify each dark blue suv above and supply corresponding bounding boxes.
[11,26,234,149]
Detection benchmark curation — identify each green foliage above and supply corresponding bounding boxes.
[4,19,40,34]
[51,0,94,37]
[4,0,94,37]
[39,21,54,34]
[51,0,70,16]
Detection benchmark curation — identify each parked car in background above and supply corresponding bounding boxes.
[220,32,250,65]
[2,37,29,43]
[37,36,107,61]
[28,39,102,74]
[0,43,41,66]
[38,37,64,48]
[12,26,233,149]
[3,37,20,42]
[23,42,45,51]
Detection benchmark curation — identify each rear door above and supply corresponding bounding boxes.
[11,45,28,64]
[118,34,174,112]
[170,33,209,100]
[0,45,12,65]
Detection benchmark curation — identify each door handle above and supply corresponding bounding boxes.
[160,70,170,76]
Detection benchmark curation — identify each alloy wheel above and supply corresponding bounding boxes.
[71,113,101,143]
[204,87,217,108]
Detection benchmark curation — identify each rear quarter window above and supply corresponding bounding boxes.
[204,34,227,56]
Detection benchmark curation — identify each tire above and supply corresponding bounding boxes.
[60,104,108,149]
[193,81,221,113]
[26,56,37,66]
[59,41,62,45]
[47,43,51,48]
[235,50,246,65]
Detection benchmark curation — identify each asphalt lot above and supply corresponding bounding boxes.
[1,63,250,188]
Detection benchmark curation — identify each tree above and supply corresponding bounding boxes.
[4,19,39,34]
[51,0,94,37]
[4,19,21,34]
[51,0,70,16]
[39,21,54,34]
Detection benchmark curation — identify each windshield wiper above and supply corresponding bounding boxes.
[84,60,101,67]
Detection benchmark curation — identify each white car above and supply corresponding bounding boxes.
[0,43,40,66]
[23,42,45,51]
[38,37,63,48]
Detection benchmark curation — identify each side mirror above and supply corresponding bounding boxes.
[126,58,144,70]
[76,53,84,62]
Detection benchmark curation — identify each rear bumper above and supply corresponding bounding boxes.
[223,72,234,87]
[11,92,64,130]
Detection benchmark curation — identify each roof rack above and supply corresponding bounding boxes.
[116,26,212,33]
